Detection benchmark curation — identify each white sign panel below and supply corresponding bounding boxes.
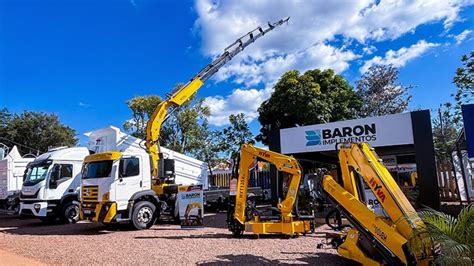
[178,185,204,228]
[280,113,414,154]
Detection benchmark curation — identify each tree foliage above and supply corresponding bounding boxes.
[432,103,459,164]
[123,84,210,155]
[257,69,362,145]
[413,204,474,265]
[160,97,210,154]
[192,127,226,177]
[453,51,474,122]
[123,95,163,140]
[223,113,254,176]
[0,109,77,155]
[357,64,413,118]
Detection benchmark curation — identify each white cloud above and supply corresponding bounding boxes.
[214,43,358,87]
[204,87,272,126]
[194,0,473,125]
[360,40,440,73]
[362,45,377,55]
[194,0,468,57]
[454,29,472,44]
[77,102,90,108]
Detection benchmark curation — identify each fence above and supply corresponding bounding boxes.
[209,170,271,189]
[436,163,460,202]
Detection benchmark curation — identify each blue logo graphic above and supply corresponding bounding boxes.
[305,130,321,146]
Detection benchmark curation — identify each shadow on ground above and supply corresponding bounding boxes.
[0,214,127,236]
[196,252,343,265]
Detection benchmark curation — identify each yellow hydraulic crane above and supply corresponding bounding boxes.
[317,143,434,265]
[79,18,289,230]
[145,17,290,181]
[228,144,313,236]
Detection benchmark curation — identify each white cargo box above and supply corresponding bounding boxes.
[0,146,35,200]
[84,126,208,189]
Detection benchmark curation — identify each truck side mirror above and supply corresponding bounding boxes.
[50,165,61,188]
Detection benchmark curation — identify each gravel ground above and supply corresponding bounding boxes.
[0,213,343,265]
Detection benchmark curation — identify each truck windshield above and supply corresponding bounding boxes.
[24,164,50,185]
[82,161,113,179]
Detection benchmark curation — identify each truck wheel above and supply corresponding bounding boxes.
[131,201,157,230]
[61,200,80,224]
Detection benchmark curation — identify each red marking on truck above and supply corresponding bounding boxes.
[369,177,386,203]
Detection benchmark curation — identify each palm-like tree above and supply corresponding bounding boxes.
[417,204,474,265]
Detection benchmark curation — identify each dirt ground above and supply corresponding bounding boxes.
[0,213,343,265]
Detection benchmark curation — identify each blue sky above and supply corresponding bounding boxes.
[1,0,473,145]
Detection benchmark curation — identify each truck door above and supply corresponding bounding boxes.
[47,163,74,200]
[114,156,143,210]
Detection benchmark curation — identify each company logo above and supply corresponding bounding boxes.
[305,124,377,146]
[305,130,321,146]
[83,189,91,197]
[368,177,386,203]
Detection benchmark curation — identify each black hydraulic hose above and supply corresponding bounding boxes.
[325,208,351,230]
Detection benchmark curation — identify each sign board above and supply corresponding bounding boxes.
[462,104,474,158]
[229,178,237,196]
[364,189,388,217]
[280,112,414,154]
[380,155,398,171]
[178,184,204,228]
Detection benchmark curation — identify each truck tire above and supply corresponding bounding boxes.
[131,201,157,230]
[60,200,80,224]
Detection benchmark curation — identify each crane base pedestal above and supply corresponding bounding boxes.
[244,220,312,236]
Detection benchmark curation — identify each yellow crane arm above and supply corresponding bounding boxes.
[234,144,301,224]
[319,142,433,265]
[145,17,290,178]
[338,143,423,238]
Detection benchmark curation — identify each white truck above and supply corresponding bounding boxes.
[0,146,35,213]
[85,126,208,188]
[81,126,208,228]
[19,147,90,223]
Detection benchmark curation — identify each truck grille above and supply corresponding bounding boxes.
[82,186,99,202]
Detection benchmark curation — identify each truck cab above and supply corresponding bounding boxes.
[19,147,89,223]
[80,126,208,229]
[80,151,157,228]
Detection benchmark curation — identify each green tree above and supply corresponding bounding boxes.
[192,127,226,177]
[453,51,474,122]
[123,95,163,139]
[432,103,459,164]
[0,108,11,138]
[223,113,254,176]
[0,110,77,154]
[413,204,474,265]
[123,84,210,155]
[256,69,362,145]
[357,64,413,117]
[160,97,210,154]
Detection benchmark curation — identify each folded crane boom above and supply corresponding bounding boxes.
[228,144,313,236]
[145,17,290,178]
[318,143,433,265]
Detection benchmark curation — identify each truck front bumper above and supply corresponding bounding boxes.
[81,201,118,223]
[19,201,49,217]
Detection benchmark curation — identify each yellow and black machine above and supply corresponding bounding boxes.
[316,142,434,265]
[80,18,290,229]
[227,144,314,236]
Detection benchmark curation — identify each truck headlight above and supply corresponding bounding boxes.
[102,192,109,201]
[34,204,41,212]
